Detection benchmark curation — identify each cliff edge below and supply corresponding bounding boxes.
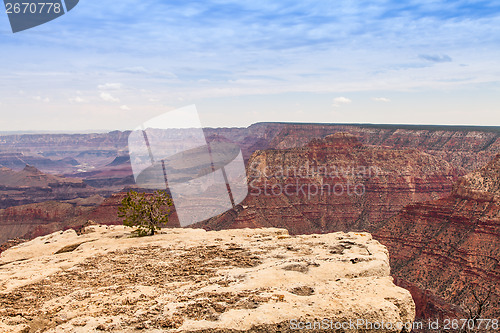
[0,226,414,332]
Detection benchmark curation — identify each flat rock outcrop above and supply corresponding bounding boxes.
[0,226,415,332]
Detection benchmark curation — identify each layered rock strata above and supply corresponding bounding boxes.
[0,165,97,209]
[199,133,461,234]
[372,155,500,319]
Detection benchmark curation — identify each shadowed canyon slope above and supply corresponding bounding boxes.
[0,200,104,246]
[372,155,500,319]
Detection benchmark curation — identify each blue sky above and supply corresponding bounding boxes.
[0,0,499,131]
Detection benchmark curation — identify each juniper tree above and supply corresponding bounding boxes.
[118,190,173,237]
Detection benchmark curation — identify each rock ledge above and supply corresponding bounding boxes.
[0,226,415,332]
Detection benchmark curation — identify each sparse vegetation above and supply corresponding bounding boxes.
[118,190,173,237]
[461,285,493,332]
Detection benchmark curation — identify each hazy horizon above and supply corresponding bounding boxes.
[1,121,500,136]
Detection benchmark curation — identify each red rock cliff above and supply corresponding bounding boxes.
[372,154,500,319]
[198,133,461,235]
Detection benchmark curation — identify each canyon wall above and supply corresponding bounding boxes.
[198,133,461,234]
[0,201,95,246]
[372,155,500,319]
[264,124,500,172]
[0,165,98,209]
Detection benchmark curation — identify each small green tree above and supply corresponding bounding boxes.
[118,190,173,237]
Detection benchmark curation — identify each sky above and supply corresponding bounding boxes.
[0,0,499,131]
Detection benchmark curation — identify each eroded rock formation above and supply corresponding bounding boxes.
[0,201,99,246]
[0,165,98,209]
[372,155,500,319]
[198,133,461,234]
[265,124,500,172]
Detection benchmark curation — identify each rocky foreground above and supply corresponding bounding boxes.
[0,226,414,332]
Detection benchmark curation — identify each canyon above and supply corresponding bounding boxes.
[1,122,499,323]
[0,165,99,210]
[0,165,107,246]
[1,123,499,178]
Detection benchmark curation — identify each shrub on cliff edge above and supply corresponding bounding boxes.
[118,190,173,237]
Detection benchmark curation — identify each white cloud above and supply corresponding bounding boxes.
[69,96,86,103]
[100,92,120,103]
[373,97,391,102]
[120,105,131,110]
[98,83,122,90]
[34,96,50,103]
[332,96,351,107]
